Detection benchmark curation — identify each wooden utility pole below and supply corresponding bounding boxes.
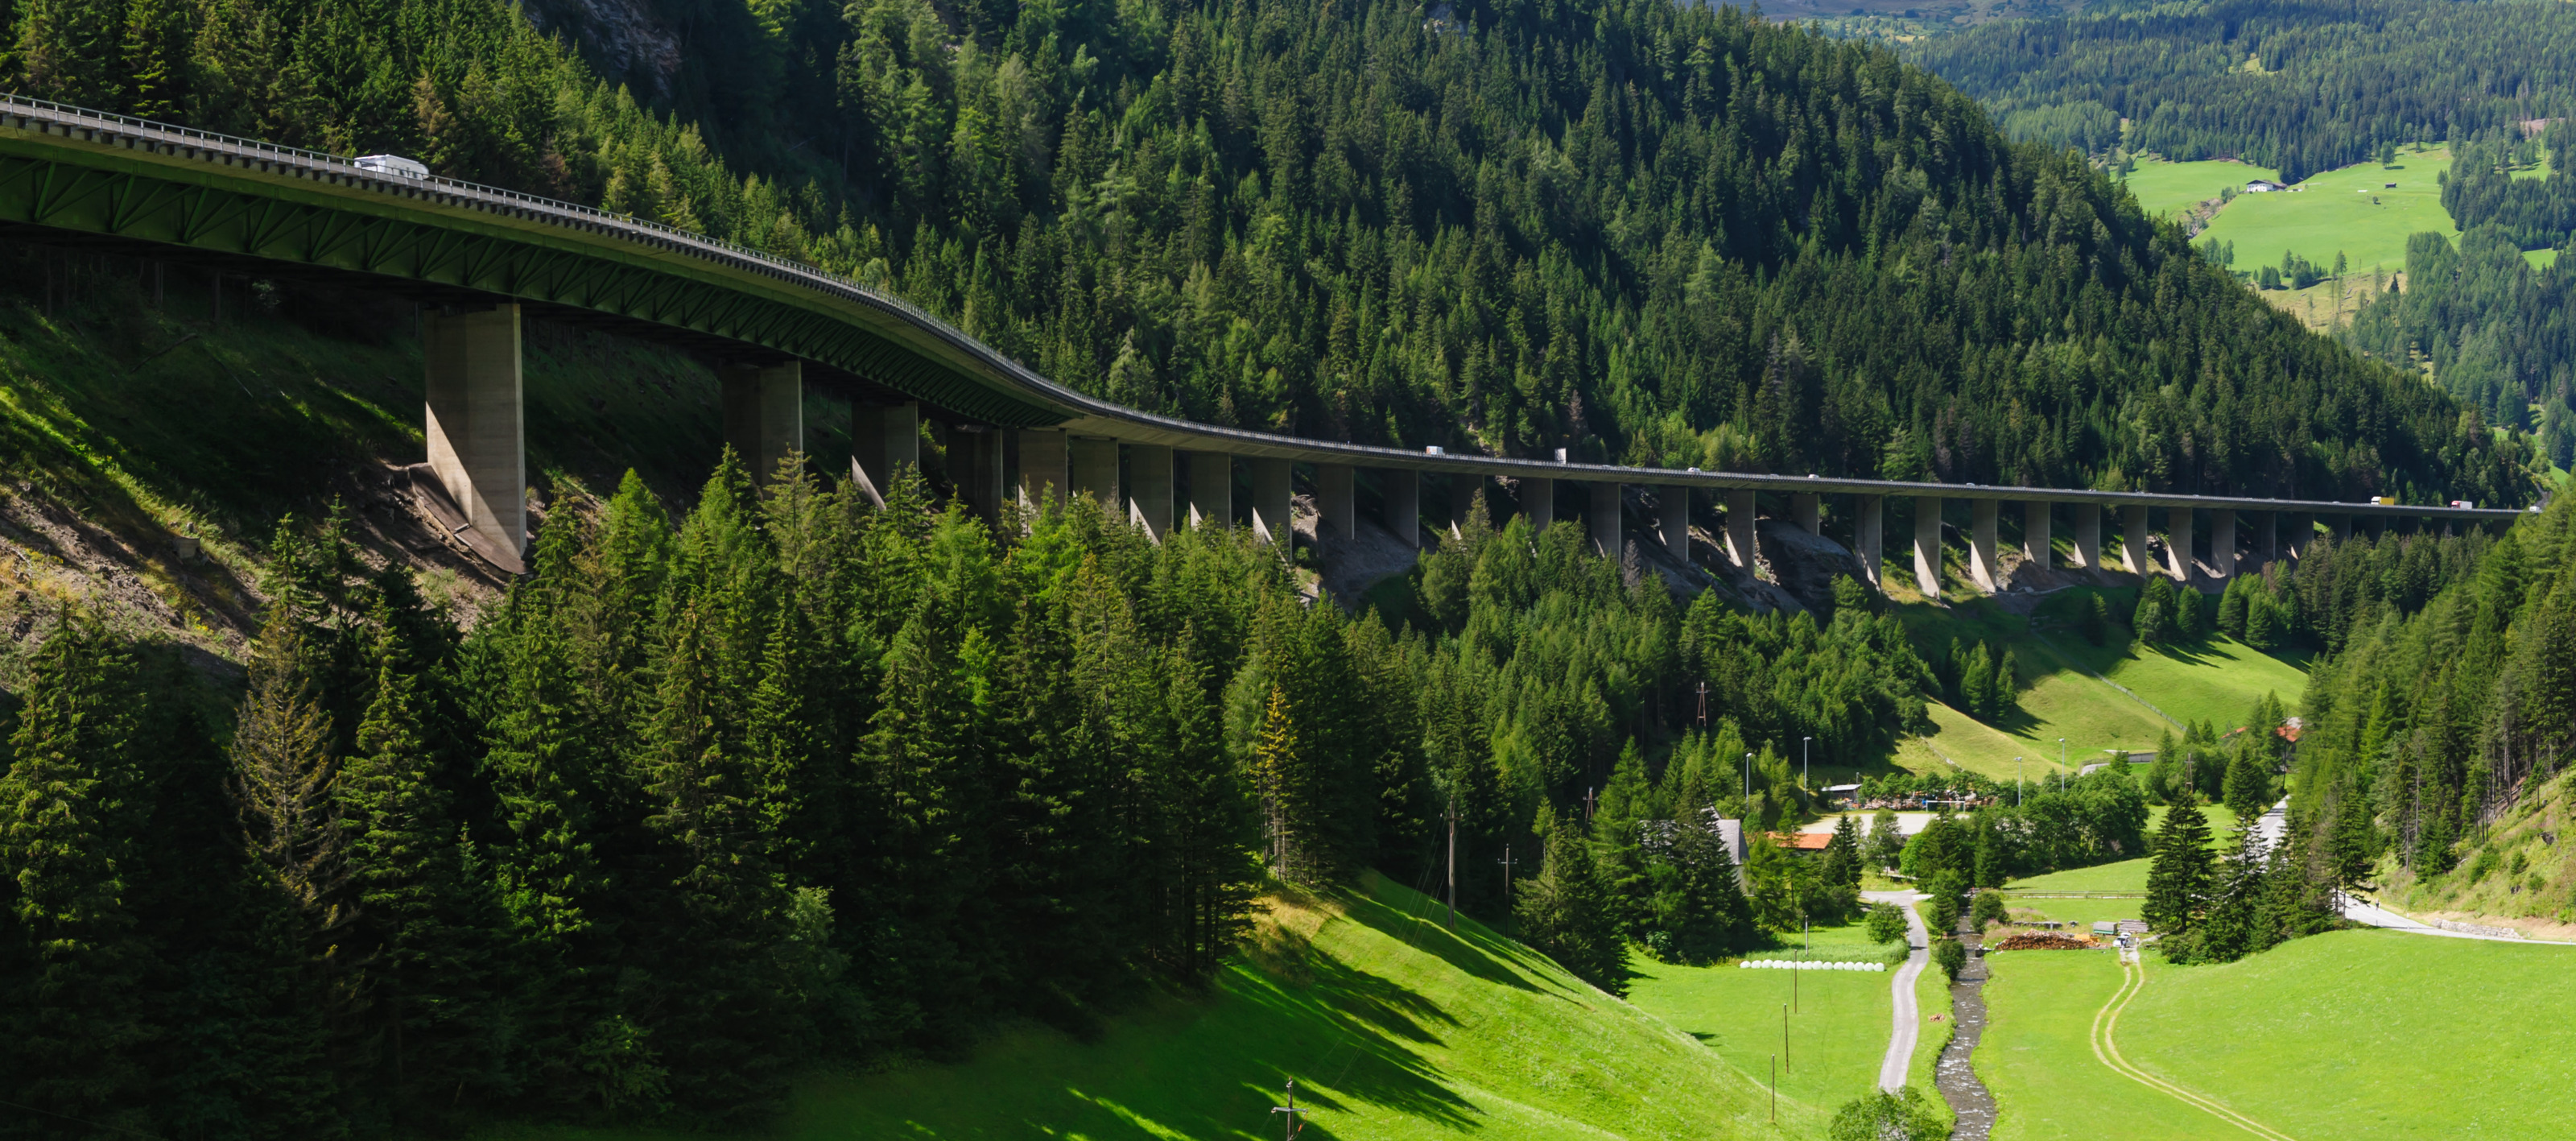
[1769,1055,1777,1122]
[1271,1080,1306,1139]
[1782,1003,1790,1073]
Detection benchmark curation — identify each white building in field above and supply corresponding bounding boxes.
[2245,180,2286,192]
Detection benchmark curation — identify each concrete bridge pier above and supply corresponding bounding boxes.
[1854,494,1883,585]
[1659,486,1691,561]
[423,304,526,571]
[852,399,919,508]
[721,361,803,484]
[1792,492,1821,534]
[2210,509,2236,581]
[1967,498,2000,593]
[2165,506,2194,584]
[1589,482,1622,557]
[2253,510,2277,566]
[1128,444,1174,541]
[1017,428,1068,511]
[2070,502,2101,569]
[2121,505,2152,576]
[1250,458,1293,549]
[950,427,1005,523]
[1912,495,1942,597]
[2022,501,2052,572]
[1385,469,1420,548]
[2330,514,2351,543]
[1070,436,1119,511]
[1728,490,1758,573]
[1187,452,1232,528]
[1521,477,1556,531]
[1318,464,1356,551]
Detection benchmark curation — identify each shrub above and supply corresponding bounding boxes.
[1829,1086,1947,1140]
[1971,890,2008,929]
[1866,902,1909,945]
[1931,936,1967,982]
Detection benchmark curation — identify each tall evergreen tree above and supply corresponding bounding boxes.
[1515,809,1626,994]
[2143,798,2217,934]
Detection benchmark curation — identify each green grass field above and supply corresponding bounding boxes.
[502,875,1807,1141]
[1624,953,1890,1118]
[1891,593,2306,782]
[1975,949,2232,1140]
[2117,158,2282,219]
[2116,931,2576,1138]
[2196,147,2457,279]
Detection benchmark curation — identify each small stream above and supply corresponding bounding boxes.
[1936,919,1997,1139]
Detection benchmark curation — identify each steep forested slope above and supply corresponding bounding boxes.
[1,0,2532,504]
[2342,225,2576,468]
[1910,0,2576,183]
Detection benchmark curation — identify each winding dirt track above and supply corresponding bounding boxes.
[2087,953,2297,1141]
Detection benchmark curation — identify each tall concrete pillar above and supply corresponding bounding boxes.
[1792,492,1821,535]
[1249,457,1293,549]
[2165,506,2194,583]
[2287,513,2310,559]
[1521,477,1556,531]
[1069,436,1120,510]
[1589,482,1622,558]
[950,427,1005,523]
[2330,514,2351,543]
[1659,486,1691,560]
[424,304,525,572]
[1912,496,1943,597]
[1448,473,1478,538]
[1318,464,1356,550]
[2121,505,2152,576]
[2022,501,2052,572]
[1385,469,1420,548]
[852,399,919,508]
[1187,452,1232,529]
[1127,444,1174,542]
[721,360,803,485]
[1017,428,1068,511]
[2070,502,2101,569]
[2210,508,2236,581]
[1726,490,1758,571]
[1854,495,1883,585]
[1967,498,2001,594]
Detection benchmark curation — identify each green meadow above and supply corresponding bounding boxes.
[1890,590,2307,783]
[2117,157,2282,219]
[2195,147,2458,277]
[502,875,1810,1141]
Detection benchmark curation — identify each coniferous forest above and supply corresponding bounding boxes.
[0,458,1939,1133]
[0,0,2537,505]
[1909,0,2576,184]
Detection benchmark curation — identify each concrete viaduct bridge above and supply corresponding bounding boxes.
[0,97,2525,582]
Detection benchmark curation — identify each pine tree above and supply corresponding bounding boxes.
[1960,641,1996,720]
[2143,797,2216,933]
[2134,575,2178,643]
[231,608,362,1023]
[1972,817,2005,888]
[2174,581,2206,641]
[2223,743,2271,824]
[0,618,157,1136]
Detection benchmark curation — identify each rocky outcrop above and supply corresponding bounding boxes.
[1755,517,1867,612]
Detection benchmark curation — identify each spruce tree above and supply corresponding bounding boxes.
[339,617,506,1116]
[1821,812,1862,890]
[2223,744,2271,824]
[2174,581,2206,641]
[1515,809,1627,993]
[2134,576,2178,643]
[2143,797,2216,933]
[0,618,156,1136]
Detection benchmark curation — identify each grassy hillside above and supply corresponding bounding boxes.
[1887,589,2308,783]
[500,875,1810,1141]
[2198,147,2460,279]
[2373,767,2576,936]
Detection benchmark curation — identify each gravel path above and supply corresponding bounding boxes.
[1862,890,1927,1092]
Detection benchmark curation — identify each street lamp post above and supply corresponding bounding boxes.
[1802,737,1812,798]
[1744,752,1753,807]
[2058,738,2067,774]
